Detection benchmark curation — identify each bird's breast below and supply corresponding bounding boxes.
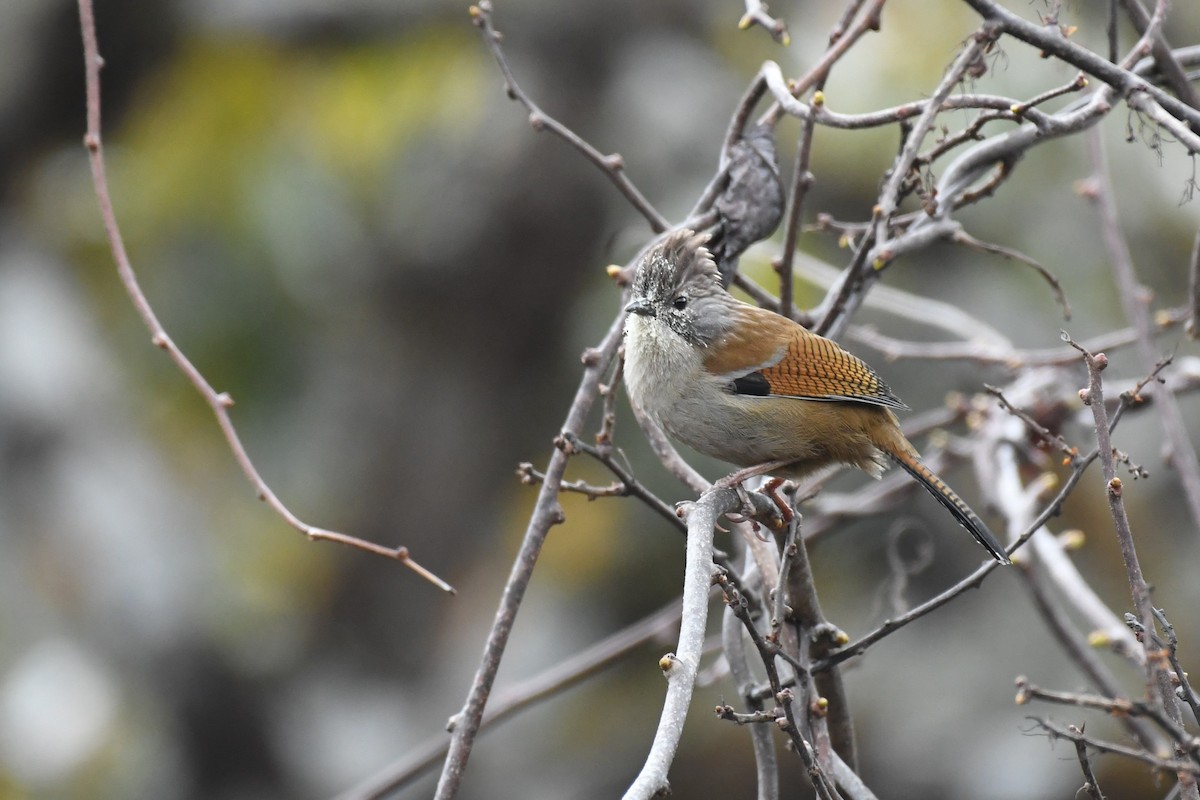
[623,315,704,423]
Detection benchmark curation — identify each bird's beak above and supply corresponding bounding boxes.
[625,298,656,317]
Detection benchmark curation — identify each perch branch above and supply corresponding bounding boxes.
[623,488,731,799]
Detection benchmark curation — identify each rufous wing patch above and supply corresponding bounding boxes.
[713,305,907,409]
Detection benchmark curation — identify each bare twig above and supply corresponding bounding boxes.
[871,27,996,261]
[849,307,1189,367]
[986,388,1147,667]
[1119,0,1200,117]
[1189,223,1200,338]
[1011,72,1093,116]
[340,600,683,799]
[721,592,779,800]
[1029,717,1200,776]
[718,571,841,799]
[596,356,623,451]
[810,29,1001,341]
[554,433,687,532]
[518,463,626,498]
[738,0,790,46]
[1066,334,1157,647]
[984,384,1078,460]
[721,74,770,165]
[1064,331,1198,797]
[763,82,1058,132]
[1017,561,1161,752]
[779,502,856,771]
[963,0,1200,133]
[812,440,1106,672]
[1085,126,1200,532]
[773,2,876,322]
[1152,608,1200,727]
[75,0,454,594]
[759,0,885,127]
[776,108,816,321]
[435,315,626,799]
[1016,678,1200,756]
[951,229,1071,320]
[468,2,668,233]
[630,402,711,495]
[1072,727,1107,800]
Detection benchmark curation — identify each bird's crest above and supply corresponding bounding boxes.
[634,228,721,300]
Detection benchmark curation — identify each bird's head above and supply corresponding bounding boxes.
[625,229,730,347]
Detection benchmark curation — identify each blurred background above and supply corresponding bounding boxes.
[2,0,1199,797]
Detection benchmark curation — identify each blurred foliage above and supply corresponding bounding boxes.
[109,27,483,238]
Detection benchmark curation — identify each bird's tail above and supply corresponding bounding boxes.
[882,441,1010,565]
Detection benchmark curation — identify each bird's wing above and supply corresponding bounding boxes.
[704,306,908,410]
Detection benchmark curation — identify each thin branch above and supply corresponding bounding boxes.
[1064,338,1164,649]
[722,73,770,163]
[1073,727,1107,800]
[963,0,1200,133]
[554,433,687,532]
[1067,339,1161,642]
[763,83,1063,132]
[738,0,790,46]
[1016,678,1200,756]
[1012,72,1094,116]
[810,29,1001,340]
[849,307,1189,367]
[721,596,779,800]
[776,106,816,321]
[75,0,454,594]
[716,704,782,725]
[929,88,1113,221]
[340,600,685,799]
[1063,331,1197,796]
[1189,222,1200,338]
[985,384,1079,460]
[987,393,1147,667]
[758,0,885,127]
[1029,717,1200,776]
[1119,0,1200,115]
[1017,560,1162,752]
[772,1,878,323]
[1152,608,1200,727]
[717,571,841,799]
[596,356,622,451]
[780,503,857,771]
[630,402,711,495]
[871,26,996,260]
[812,442,1102,672]
[468,2,668,233]
[1085,126,1200,532]
[518,463,627,499]
[952,229,1071,320]
[830,751,879,800]
[812,223,876,340]
[435,314,626,799]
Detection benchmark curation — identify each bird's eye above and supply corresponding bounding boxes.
[672,295,688,310]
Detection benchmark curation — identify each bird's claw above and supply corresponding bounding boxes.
[762,477,795,524]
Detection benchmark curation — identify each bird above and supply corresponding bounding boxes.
[622,228,1010,564]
